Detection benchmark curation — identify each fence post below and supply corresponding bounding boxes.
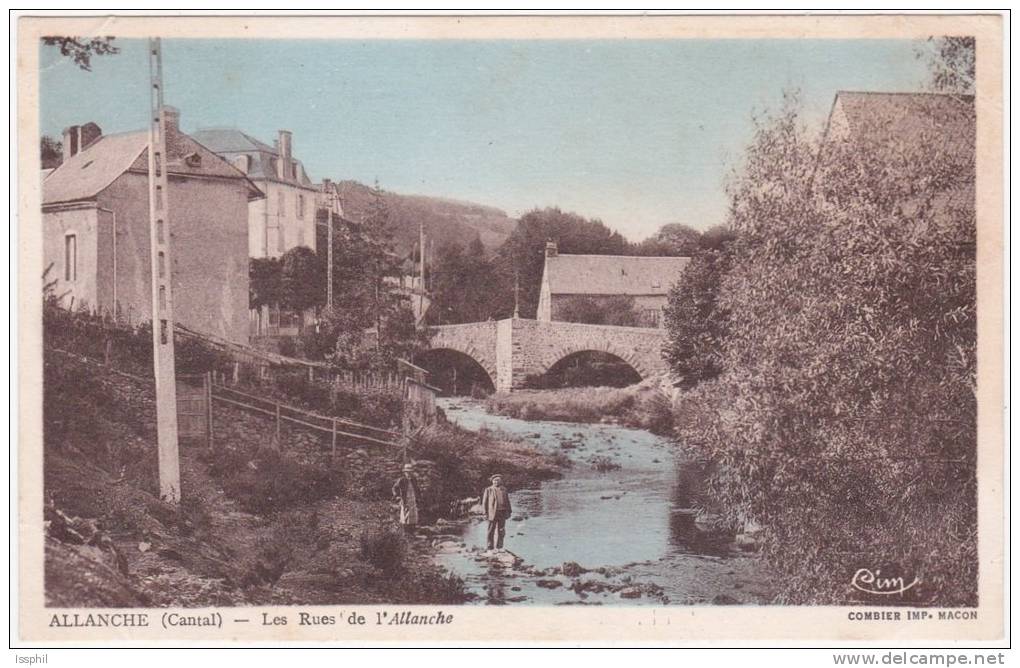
[308,366,314,383]
[104,339,112,365]
[205,371,214,450]
[233,361,239,385]
[275,401,281,448]
[331,418,337,459]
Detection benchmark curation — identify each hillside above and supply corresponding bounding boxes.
[41,310,563,607]
[336,180,516,257]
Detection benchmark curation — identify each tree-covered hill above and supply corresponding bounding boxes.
[335,180,517,258]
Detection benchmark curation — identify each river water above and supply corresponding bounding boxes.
[433,397,773,606]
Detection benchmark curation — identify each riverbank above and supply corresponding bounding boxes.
[485,378,674,435]
[43,350,567,607]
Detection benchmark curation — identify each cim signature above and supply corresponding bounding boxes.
[851,568,919,596]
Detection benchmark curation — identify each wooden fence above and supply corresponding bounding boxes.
[210,382,402,455]
[177,372,213,448]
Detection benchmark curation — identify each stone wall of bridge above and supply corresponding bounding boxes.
[429,318,668,392]
[427,320,500,387]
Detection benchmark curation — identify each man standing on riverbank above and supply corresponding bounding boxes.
[482,474,512,550]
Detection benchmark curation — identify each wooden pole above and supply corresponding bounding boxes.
[331,418,337,458]
[205,371,214,450]
[419,220,426,320]
[275,401,281,447]
[326,182,334,309]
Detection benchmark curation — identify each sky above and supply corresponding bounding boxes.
[40,38,931,241]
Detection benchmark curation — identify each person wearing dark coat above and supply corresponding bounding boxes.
[392,463,420,531]
[481,474,512,550]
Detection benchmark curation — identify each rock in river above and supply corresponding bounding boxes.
[535,579,563,589]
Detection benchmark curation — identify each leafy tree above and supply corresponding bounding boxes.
[42,36,120,71]
[555,295,643,327]
[280,245,324,311]
[662,226,736,386]
[312,180,428,369]
[41,135,63,169]
[249,257,282,310]
[494,207,631,318]
[635,223,702,256]
[918,36,975,94]
[682,91,976,605]
[429,237,502,324]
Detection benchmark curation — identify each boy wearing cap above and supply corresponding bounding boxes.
[481,474,512,550]
[392,463,420,531]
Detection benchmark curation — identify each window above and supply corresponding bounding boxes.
[64,234,77,281]
[277,191,286,216]
[643,309,660,327]
[297,194,305,219]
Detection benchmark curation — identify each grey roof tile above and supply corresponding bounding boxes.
[546,254,690,296]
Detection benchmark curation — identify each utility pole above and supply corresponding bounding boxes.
[418,220,426,320]
[323,180,335,309]
[428,238,434,293]
[514,268,520,319]
[147,38,181,504]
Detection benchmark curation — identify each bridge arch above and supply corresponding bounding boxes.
[538,349,643,388]
[537,340,654,382]
[414,347,497,395]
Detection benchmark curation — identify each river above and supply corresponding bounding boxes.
[432,397,773,606]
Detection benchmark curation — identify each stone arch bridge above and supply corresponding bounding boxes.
[426,318,668,392]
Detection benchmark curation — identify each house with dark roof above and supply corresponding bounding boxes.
[191,127,321,259]
[536,241,690,328]
[42,107,263,344]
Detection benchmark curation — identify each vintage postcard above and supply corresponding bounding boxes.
[14,13,1005,646]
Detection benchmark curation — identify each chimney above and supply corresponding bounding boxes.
[278,130,293,179]
[545,240,558,258]
[78,122,102,150]
[163,106,180,135]
[162,106,183,157]
[62,125,80,161]
[61,122,104,161]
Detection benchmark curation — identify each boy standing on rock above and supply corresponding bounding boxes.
[481,474,512,551]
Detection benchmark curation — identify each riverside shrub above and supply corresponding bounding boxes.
[674,93,977,605]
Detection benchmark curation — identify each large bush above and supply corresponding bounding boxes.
[662,226,736,387]
[677,92,977,605]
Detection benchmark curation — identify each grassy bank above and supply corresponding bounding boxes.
[43,332,565,607]
[485,378,674,435]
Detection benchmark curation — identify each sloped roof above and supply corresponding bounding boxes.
[191,128,317,189]
[825,91,975,163]
[43,130,263,205]
[188,127,276,154]
[545,254,690,296]
[43,131,146,205]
